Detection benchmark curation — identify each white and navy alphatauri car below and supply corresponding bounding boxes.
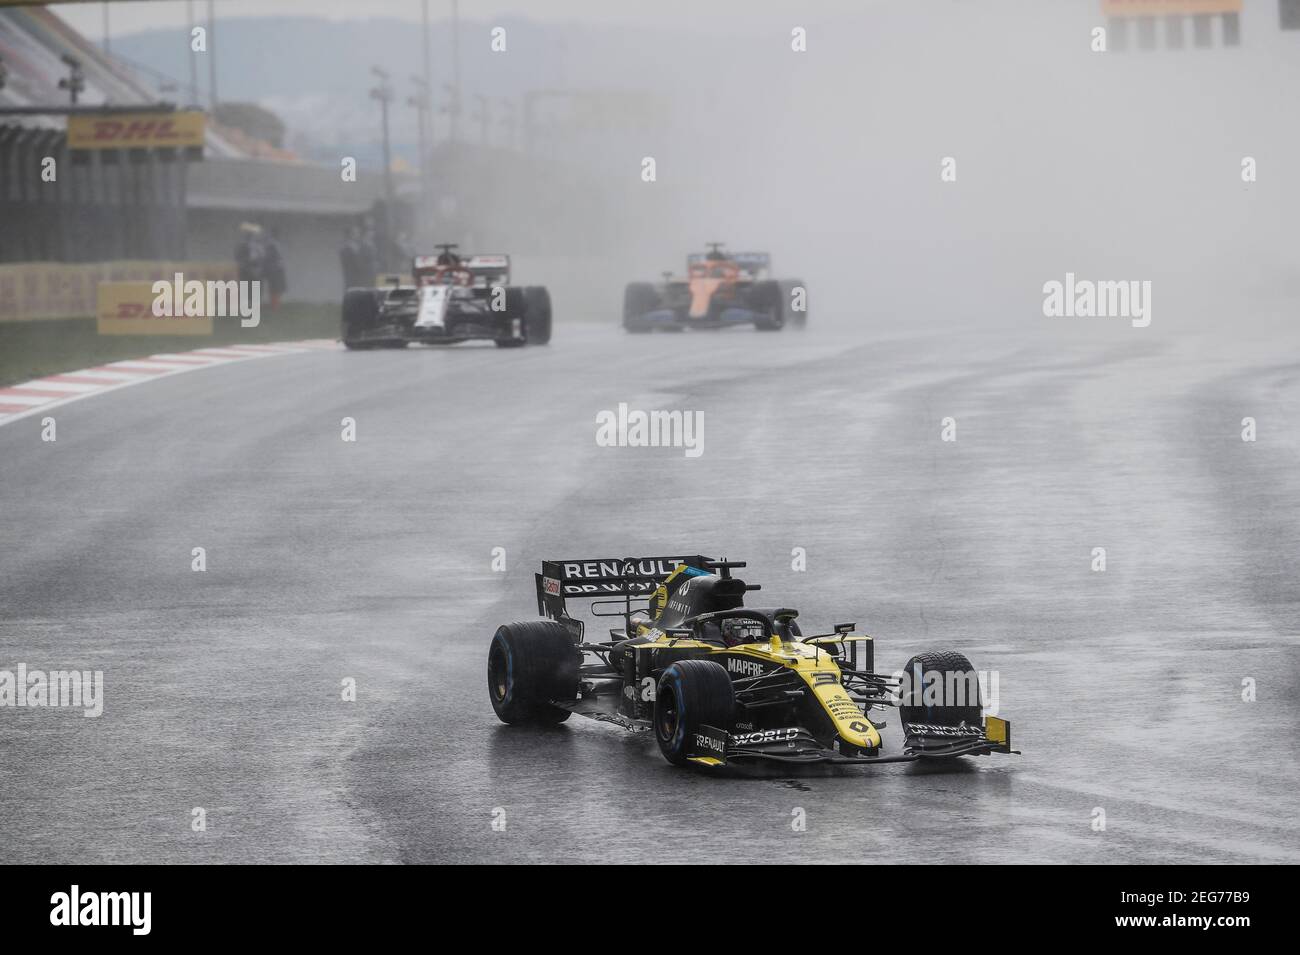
[342,244,552,349]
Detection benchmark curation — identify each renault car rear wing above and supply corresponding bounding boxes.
[535,555,714,619]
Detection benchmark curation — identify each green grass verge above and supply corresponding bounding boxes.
[0,302,339,388]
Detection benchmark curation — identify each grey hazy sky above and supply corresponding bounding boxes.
[54,0,862,36]
[46,0,1300,332]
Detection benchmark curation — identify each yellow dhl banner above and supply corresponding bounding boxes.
[67,110,206,151]
[96,281,212,336]
[0,261,236,321]
[1101,0,1240,15]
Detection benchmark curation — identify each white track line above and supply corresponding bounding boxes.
[58,369,140,381]
[4,380,100,394]
[0,392,56,406]
[102,359,194,371]
[0,339,339,428]
[147,353,225,363]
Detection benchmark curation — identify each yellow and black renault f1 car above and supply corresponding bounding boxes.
[623,245,806,333]
[487,555,1016,770]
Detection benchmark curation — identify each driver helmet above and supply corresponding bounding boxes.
[720,618,766,648]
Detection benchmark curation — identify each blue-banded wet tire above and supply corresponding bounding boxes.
[342,288,383,349]
[898,649,982,729]
[487,621,580,724]
[623,282,660,332]
[654,660,735,766]
[524,286,552,345]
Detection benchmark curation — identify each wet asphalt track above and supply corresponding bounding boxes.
[1,318,1298,864]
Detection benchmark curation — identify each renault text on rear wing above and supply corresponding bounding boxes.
[534,555,712,619]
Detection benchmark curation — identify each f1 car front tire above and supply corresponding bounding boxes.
[623,282,660,332]
[524,286,552,345]
[341,288,383,349]
[655,660,735,766]
[495,287,528,348]
[898,649,983,731]
[487,621,580,724]
[781,279,807,329]
[752,280,785,332]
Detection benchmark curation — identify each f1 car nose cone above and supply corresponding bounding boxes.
[688,278,722,317]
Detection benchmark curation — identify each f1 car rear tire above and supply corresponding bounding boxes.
[898,649,983,730]
[488,621,580,725]
[524,286,552,345]
[655,660,735,766]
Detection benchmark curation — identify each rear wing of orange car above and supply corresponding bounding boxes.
[686,251,770,279]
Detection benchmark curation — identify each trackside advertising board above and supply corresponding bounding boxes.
[96,282,212,336]
[1100,0,1240,14]
[0,262,236,322]
[67,111,207,151]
